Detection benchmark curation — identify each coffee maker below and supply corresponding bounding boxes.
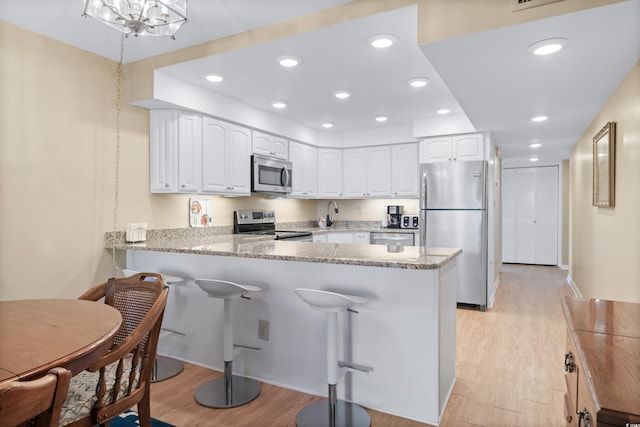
[387,205,404,228]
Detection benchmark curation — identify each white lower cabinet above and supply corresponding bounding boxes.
[325,232,370,244]
[502,166,558,265]
[312,233,327,243]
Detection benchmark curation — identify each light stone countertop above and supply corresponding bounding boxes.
[107,228,460,270]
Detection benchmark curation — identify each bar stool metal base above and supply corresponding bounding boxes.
[195,361,260,408]
[151,356,184,383]
[296,400,371,427]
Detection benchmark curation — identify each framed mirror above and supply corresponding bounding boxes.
[592,121,616,207]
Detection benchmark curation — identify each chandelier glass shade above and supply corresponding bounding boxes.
[83,0,187,37]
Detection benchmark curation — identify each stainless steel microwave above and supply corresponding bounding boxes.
[251,155,292,194]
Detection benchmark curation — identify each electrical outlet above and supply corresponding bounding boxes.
[258,319,270,341]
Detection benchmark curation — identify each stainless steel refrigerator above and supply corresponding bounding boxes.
[419,160,488,310]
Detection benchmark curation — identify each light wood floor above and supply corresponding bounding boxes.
[148,264,573,426]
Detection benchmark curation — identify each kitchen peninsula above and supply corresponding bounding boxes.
[108,229,460,424]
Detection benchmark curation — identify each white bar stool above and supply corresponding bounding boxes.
[194,279,261,408]
[294,288,372,427]
[123,269,185,382]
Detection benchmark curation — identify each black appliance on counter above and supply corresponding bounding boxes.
[387,205,404,228]
[234,209,312,241]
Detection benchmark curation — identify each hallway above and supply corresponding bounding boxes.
[149,264,574,426]
[440,264,573,426]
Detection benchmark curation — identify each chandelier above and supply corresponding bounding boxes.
[83,0,188,38]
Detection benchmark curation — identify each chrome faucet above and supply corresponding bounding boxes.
[326,200,339,227]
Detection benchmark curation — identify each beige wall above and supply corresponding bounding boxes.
[569,60,640,303]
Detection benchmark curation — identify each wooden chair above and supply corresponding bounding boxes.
[0,367,71,427]
[58,273,168,427]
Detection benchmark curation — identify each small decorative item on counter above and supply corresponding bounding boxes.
[318,217,327,228]
[190,198,213,227]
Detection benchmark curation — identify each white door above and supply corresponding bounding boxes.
[514,168,537,264]
[503,166,558,265]
[535,167,558,264]
[501,168,516,263]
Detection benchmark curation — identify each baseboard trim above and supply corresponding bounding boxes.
[566,274,582,298]
[559,264,569,271]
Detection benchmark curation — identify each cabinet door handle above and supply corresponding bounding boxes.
[564,352,575,373]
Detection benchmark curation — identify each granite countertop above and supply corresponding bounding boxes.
[106,225,459,270]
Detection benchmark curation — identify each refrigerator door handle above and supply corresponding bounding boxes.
[420,168,428,210]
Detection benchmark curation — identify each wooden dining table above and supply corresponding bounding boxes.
[0,299,122,385]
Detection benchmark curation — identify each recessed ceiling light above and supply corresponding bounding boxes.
[528,38,567,55]
[375,115,388,122]
[531,115,549,122]
[368,34,396,48]
[205,74,224,82]
[333,90,351,99]
[271,101,287,109]
[437,109,451,115]
[529,157,539,162]
[277,56,300,67]
[529,143,542,148]
[322,123,334,129]
[408,78,429,88]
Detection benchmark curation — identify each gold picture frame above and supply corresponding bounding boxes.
[592,121,616,207]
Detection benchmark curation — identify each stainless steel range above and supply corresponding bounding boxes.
[233,210,313,242]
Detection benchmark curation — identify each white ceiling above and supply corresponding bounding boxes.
[1,0,639,164]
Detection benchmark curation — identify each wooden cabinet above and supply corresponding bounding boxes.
[202,117,251,196]
[252,130,288,160]
[318,148,342,198]
[502,166,558,265]
[562,296,640,426]
[288,141,317,198]
[391,143,419,198]
[420,133,484,163]
[342,146,391,198]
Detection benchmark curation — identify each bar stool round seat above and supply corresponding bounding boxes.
[122,269,185,383]
[294,288,371,427]
[195,279,261,409]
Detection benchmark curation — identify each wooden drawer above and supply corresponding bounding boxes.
[565,331,599,426]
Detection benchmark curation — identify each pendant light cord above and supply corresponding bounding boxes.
[111,34,125,275]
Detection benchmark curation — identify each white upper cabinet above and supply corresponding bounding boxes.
[202,117,251,196]
[252,130,288,160]
[342,146,391,198]
[420,133,484,163]
[177,113,203,193]
[289,141,318,198]
[150,110,178,192]
[318,148,342,198]
[391,143,419,198]
[150,110,250,196]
